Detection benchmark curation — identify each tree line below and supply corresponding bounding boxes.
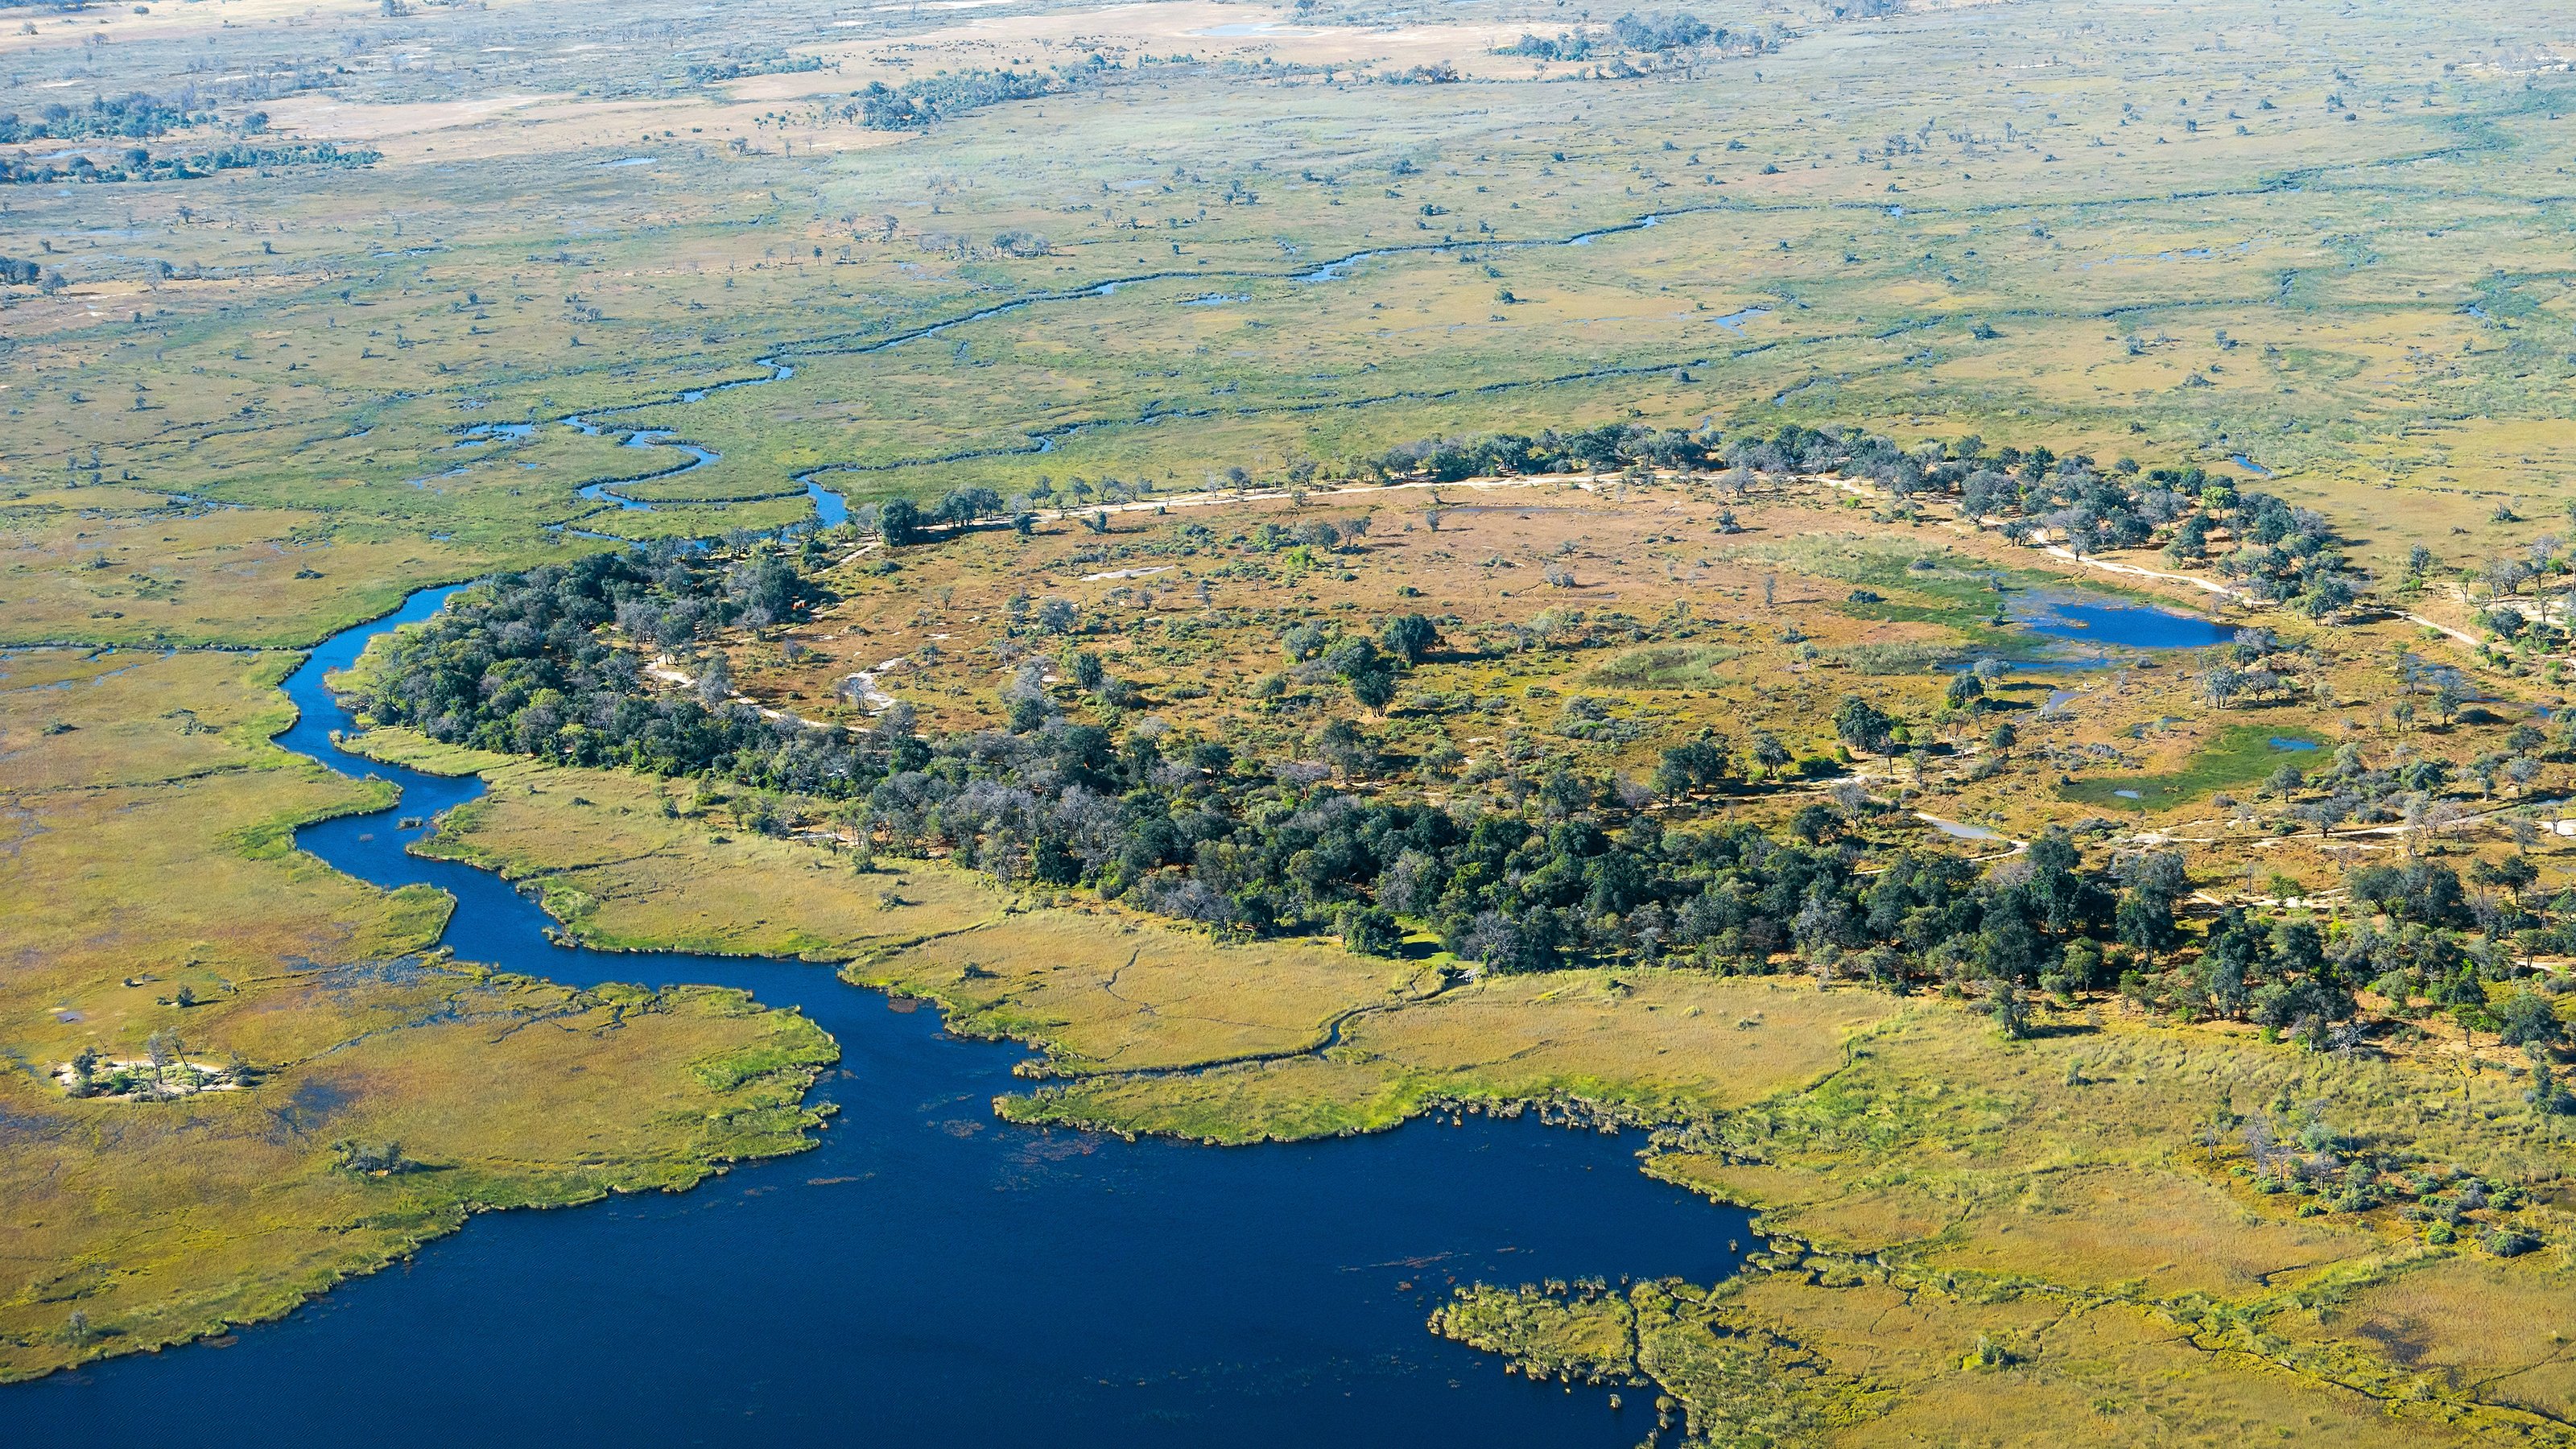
[1351,422,2359,617]
[357,537,2241,1036]
[0,140,380,187]
[0,93,209,145]
[343,416,2493,1049]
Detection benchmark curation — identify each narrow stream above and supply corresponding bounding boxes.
[11,587,1753,1443]
[519,201,1747,539]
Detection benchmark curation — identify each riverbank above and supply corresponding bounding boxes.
[8,588,1759,1446]
[0,634,837,1384]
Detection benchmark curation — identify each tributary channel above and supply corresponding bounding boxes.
[14,585,1755,1445]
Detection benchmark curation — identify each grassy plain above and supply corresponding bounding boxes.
[0,649,835,1381]
[6,0,2576,613]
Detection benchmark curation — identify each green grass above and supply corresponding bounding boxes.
[5,0,2574,592]
[1583,642,1746,689]
[2057,723,2318,811]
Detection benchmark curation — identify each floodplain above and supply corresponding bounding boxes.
[11,0,2576,1442]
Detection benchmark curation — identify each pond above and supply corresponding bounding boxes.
[2008,595,2235,651]
[1918,813,2008,842]
[8,588,1755,1444]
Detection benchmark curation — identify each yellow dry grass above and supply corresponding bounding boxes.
[0,652,833,1382]
[0,489,483,649]
[2287,1254,2576,1421]
[1741,1278,2454,1448]
[1342,968,1901,1118]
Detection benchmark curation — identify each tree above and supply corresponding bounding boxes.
[2496,991,2563,1049]
[1348,668,1397,712]
[1944,671,1986,712]
[935,485,1003,530]
[65,1046,101,1098]
[1751,731,1793,777]
[1316,717,1375,778]
[144,1029,180,1090]
[1035,598,1078,634]
[2297,572,2355,620]
[1653,737,1731,801]
[1381,613,1439,666]
[1985,980,2032,1039]
[1451,907,1559,973]
[2528,1054,2576,1115]
[1834,695,1895,757]
[2114,848,2187,960]
[1282,622,1328,661]
[1339,904,1403,956]
[1790,803,1837,844]
[1652,751,1695,803]
[695,650,734,707]
[879,497,923,545]
[1328,638,1398,712]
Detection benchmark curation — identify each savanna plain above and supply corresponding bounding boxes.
[10,0,2576,1442]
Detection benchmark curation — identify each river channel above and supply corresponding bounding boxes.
[11,585,1754,1444]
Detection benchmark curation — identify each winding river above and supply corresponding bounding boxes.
[12,586,1754,1443]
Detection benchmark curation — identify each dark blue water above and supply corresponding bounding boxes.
[12,588,1748,1443]
[2013,597,2235,650]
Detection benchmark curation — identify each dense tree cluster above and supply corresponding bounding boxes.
[850,58,1113,129]
[2227,721,2565,834]
[0,93,208,145]
[1340,422,2356,617]
[355,518,2567,1063]
[1360,423,1718,481]
[2115,850,2575,1060]
[1501,10,1773,60]
[879,485,1008,543]
[357,541,2187,1003]
[682,54,828,85]
[2161,477,2356,617]
[1707,427,2362,617]
[357,543,886,795]
[0,141,379,186]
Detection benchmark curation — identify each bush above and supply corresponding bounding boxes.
[1339,905,1403,957]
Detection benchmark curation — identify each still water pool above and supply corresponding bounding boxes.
[2010,596,2236,650]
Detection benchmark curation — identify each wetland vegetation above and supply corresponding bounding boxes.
[15,0,2576,1441]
